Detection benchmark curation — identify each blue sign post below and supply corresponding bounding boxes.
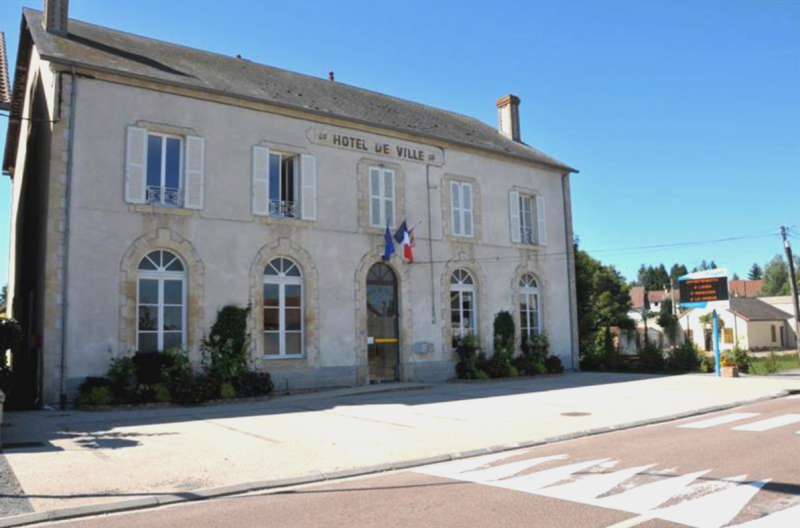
[678,269,730,378]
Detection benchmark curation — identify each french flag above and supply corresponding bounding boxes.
[393,221,415,263]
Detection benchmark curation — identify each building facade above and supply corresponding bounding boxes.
[4,3,579,407]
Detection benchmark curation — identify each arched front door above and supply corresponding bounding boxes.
[367,263,399,382]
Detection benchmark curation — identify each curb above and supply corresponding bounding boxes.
[0,389,792,527]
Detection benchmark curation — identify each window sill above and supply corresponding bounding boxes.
[261,354,306,361]
[256,215,315,227]
[133,204,194,216]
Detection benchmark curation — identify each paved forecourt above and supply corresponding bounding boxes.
[2,372,800,519]
[40,395,800,528]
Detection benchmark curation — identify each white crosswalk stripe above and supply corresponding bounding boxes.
[679,413,760,429]
[732,414,800,432]
[416,454,788,528]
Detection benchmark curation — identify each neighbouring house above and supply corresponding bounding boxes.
[678,298,795,353]
[3,2,580,407]
[729,280,763,298]
[760,296,799,348]
[622,287,683,353]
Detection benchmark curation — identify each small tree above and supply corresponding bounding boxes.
[760,255,791,296]
[203,305,252,381]
[493,311,515,353]
[748,263,763,280]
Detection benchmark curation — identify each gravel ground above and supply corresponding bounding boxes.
[0,453,33,516]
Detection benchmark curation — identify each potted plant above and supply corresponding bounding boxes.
[720,354,739,378]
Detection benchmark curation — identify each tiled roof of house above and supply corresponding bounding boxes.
[8,8,575,174]
[729,297,792,322]
[629,286,678,309]
[729,280,763,298]
[0,32,11,111]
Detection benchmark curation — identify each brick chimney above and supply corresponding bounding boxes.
[43,0,69,36]
[496,94,521,142]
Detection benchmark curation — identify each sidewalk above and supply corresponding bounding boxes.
[2,372,799,523]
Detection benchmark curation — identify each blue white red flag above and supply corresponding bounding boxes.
[393,221,415,263]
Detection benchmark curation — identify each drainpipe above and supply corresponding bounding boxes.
[59,67,77,409]
[426,165,436,324]
[561,173,578,370]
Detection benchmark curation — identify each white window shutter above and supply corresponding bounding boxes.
[509,190,521,243]
[252,146,270,216]
[184,136,205,209]
[300,154,317,220]
[450,181,461,235]
[369,167,381,227]
[124,126,147,204]
[463,183,473,237]
[536,194,547,245]
[383,169,395,227]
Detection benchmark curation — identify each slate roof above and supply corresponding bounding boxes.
[629,286,677,309]
[0,32,11,111]
[729,297,792,322]
[9,8,575,173]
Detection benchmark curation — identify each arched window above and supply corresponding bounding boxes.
[451,269,476,347]
[519,273,541,340]
[264,258,303,357]
[137,250,186,353]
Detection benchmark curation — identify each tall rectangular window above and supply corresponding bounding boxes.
[451,181,474,237]
[146,134,183,207]
[269,152,300,218]
[369,167,395,228]
[519,194,536,245]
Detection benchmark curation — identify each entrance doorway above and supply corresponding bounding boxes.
[367,263,399,382]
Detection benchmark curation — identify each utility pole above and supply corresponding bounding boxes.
[780,226,800,360]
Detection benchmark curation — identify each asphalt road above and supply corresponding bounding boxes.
[50,396,800,528]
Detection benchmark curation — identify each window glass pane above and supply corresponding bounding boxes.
[166,257,184,272]
[385,204,394,228]
[138,306,158,331]
[264,333,280,355]
[138,279,158,304]
[462,292,474,311]
[285,333,302,355]
[265,262,279,276]
[284,262,301,277]
[269,154,281,202]
[371,197,382,226]
[285,308,302,331]
[285,285,301,307]
[138,256,157,271]
[264,284,279,307]
[282,157,295,203]
[463,184,472,210]
[451,308,461,326]
[163,307,183,331]
[452,183,461,208]
[450,292,460,310]
[383,172,393,199]
[163,332,182,351]
[165,138,181,190]
[147,135,162,188]
[138,332,158,353]
[164,280,183,305]
[370,169,380,196]
[453,207,461,235]
[264,308,279,331]
[464,210,473,236]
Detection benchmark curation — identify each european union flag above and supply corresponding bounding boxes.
[382,224,395,261]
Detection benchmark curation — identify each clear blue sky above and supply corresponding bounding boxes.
[1,0,798,284]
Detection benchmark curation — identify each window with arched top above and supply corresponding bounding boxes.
[519,273,541,340]
[137,250,186,353]
[264,258,303,357]
[451,269,477,346]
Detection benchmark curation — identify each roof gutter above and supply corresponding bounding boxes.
[34,54,579,175]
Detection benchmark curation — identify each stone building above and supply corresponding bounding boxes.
[3,1,579,407]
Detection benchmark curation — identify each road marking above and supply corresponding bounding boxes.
[679,413,760,429]
[418,451,525,478]
[729,503,800,527]
[652,478,770,528]
[732,414,800,432]
[457,455,567,482]
[594,470,711,514]
[537,464,656,502]
[491,459,611,494]
[787,395,800,400]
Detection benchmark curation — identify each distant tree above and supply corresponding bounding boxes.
[654,264,670,290]
[709,261,718,270]
[760,255,791,296]
[732,272,741,281]
[670,264,688,284]
[0,286,6,308]
[699,260,709,272]
[656,299,679,344]
[748,263,763,280]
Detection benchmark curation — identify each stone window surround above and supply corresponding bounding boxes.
[354,247,413,384]
[356,158,406,234]
[510,185,544,249]
[252,139,316,227]
[440,255,489,354]
[249,237,320,370]
[441,174,482,243]
[511,263,546,346]
[119,228,205,362]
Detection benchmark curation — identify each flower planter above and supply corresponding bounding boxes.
[721,366,739,378]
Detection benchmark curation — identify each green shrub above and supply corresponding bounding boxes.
[203,305,251,381]
[475,370,489,381]
[455,334,485,380]
[76,386,113,406]
[732,344,750,374]
[513,354,534,376]
[508,366,519,378]
[107,356,137,403]
[544,355,564,374]
[231,370,274,397]
[153,383,171,403]
[484,347,513,378]
[666,341,701,372]
[639,342,665,371]
[533,362,547,375]
[220,382,236,399]
[493,311,515,353]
